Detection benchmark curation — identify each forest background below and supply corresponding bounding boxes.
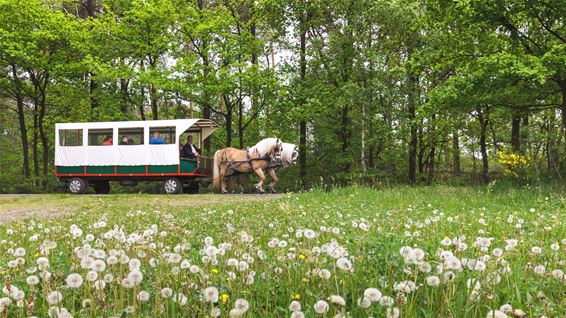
[1,0,565,192]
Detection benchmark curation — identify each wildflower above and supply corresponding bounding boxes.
[318,269,331,280]
[486,309,508,318]
[161,288,173,298]
[128,270,143,284]
[499,304,512,313]
[292,293,301,300]
[92,259,106,272]
[379,296,394,307]
[229,309,244,318]
[210,307,221,317]
[363,288,382,302]
[289,300,301,312]
[534,265,545,276]
[328,295,345,306]
[46,291,63,305]
[234,298,249,312]
[304,229,316,239]
[357,297,371,308]
[66,273,83,288]
[426,276,440,287]
[531,247,542,254]
[13,247,25,257]
[336,257,353,271]
[204,286,219,303]
[291,311,305,318]
[137,291,150,302]
[314,300,329,314]
[387,307,400,318]
[94,279,106,290]
[129,258,141,271]
[551,269,564,279]
[26,275,39,286]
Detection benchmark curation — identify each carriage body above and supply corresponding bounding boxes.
[54,119,218,194]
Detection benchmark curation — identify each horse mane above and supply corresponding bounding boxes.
[250,138,280,157]
[281,143,297,165]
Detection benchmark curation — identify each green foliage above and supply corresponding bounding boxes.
[0,0,565,192]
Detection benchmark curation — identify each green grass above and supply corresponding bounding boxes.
[0,186,564,317]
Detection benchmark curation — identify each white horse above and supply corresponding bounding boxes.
[213,138,282,194]
[227,143,298,193]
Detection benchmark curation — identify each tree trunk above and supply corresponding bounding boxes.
[38,79,49,189]
[32,97,40,187]
[427,114,436,184]
[89,72,99,109]
[299,25,307,187]
[360,103,367,172]
[408,75,418,185]
[561,79,566,161]
[477,106,490,184]
[222,96,232,147]
[511,113,521,153]
[238,98,244,149]
[139,84,146,120]
[417,123,424,174]
[119,78,129,115]
[452,128,460,176]
[12,65,30,178]
[150,84,158,120]
[521,114,529,153]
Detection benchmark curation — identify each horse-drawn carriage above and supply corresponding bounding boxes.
[55,119,218,194]
[55,118,297,194]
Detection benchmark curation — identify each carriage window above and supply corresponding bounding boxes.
[118,128,144,145]
[88,128,114,146]
[59,129,82,146]
[149,126,175,144]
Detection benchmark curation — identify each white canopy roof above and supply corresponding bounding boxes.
[55,118,218,141]
[55,118,219,167]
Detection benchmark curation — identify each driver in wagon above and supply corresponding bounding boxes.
[181,135,201,168]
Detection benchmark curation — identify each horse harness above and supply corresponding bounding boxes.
[221,148,274,175]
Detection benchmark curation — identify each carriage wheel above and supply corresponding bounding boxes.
[68,178,86,194]
[164,178,182,194]
[94,181,111,194]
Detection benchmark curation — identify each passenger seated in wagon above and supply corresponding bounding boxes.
[181,135,201,169]
[149,131,164,144]
[102,136,113,145]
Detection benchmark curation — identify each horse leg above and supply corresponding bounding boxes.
[219,166,229,194]
[253,168,266,193]
[268,169,278,193]
[237,176,245,194]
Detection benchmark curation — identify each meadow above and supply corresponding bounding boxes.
[0,186,564,318]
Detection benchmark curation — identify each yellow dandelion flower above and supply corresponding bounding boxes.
[302,277,309,283]
[220,293,229,303]
[298,254,306,260]
[211,268,219,274]
[292,293,301,300]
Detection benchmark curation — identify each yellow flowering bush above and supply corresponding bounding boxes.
[497,151,532,184]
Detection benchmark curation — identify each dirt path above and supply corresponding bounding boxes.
[0,193,284,224]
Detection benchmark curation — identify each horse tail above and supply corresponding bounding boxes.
[212,150,222,191]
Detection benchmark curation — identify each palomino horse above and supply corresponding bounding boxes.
[226,143,298,193]
[212,138,282,194]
